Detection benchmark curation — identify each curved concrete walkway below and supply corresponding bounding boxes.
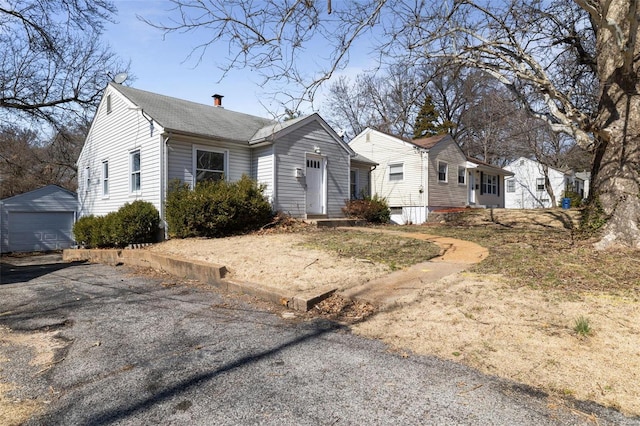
[339,228,488,310]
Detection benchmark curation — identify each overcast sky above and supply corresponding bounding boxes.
[105,0,372,119]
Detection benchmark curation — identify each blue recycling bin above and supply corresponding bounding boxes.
[561,198,571,209]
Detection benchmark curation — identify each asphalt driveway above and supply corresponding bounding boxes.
[0,255,635,425]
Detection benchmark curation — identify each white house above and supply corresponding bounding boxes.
[504,157,585,208]
[349,129,512,224]
[77,83,374,234]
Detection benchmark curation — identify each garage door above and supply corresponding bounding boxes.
[8,212,74,252]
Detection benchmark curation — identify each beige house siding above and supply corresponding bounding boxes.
[426,140,468,208]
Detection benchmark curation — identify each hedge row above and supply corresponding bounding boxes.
[73,200,160,248]
[165,175,273,238]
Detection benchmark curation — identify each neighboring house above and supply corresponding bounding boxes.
[0,185,77,253]
[465,158,514,210]
[349,128,512,224]
[78,83,373,234]
[575,171,591,199]
[504,157,585,209]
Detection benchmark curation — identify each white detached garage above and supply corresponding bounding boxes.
[0,185,77,253]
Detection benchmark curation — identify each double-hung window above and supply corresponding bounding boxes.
[195,148,226,183]
[457,166,466,185]
[130,150,141,193]
[438,161,448,182]
[536,178,545,191]
[102,160,109,196]
[506,178,515,193]
[389,163,403,181]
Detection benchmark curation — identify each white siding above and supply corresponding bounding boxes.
[504,158,567,209]
[349,130,426,209]
[251,145,275,202]
[274,120,350,218]
[77,85,162,217]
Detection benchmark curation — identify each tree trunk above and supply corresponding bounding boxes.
[588,1,640,249]
[541,164,557,208]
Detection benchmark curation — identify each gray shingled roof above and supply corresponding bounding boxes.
[112,83,276,142]
[249,113,309,143]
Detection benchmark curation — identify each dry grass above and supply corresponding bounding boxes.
[301,229,441,270]
[402,210,640,293]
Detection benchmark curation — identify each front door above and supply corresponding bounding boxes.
[468,171,476,205]
[306,155,325,214]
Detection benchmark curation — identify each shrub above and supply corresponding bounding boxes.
[112,200,160,246]
[562,190,583,208]
[343,195,390,224]
[73,215,98,248]
[165,175,273,238]
[73,201,160,248]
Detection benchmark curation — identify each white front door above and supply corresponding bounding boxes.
[306,155,325,214]
[468,171,476,204]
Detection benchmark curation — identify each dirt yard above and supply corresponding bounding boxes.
[148,212,640,418]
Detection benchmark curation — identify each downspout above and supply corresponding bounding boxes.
[161,133,170,240]
[424,151,429,223]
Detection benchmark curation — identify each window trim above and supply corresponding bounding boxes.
[101,160,109,197]
[388,163,404,182]
[192,146,228,185]
[457,166,466,185]
[536,177,545,191]
[130,149,141,194]
[506,178,515,193]
[437,161,448,183]
[481,172,498,195]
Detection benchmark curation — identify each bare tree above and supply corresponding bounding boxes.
[0,122,85,197]
[0,0,129,130]
[147,0,640,248]
[323,64,427,138]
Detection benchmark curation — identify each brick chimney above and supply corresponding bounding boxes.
[212,94,224,107]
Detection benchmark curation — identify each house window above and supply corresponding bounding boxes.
[130,150,141,193]
[458,166,466,184]
[106,94,112,114]
[350,169,359,199]
[536,178,545,191]
[482,173,498,195]
[102,160,109,196]
[506,178,515,193]
[389,163,403,181]
[438,161,448,182]
[195,148,226,183]
[390,207,403,215]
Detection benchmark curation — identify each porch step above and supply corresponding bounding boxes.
[311,218,367,228]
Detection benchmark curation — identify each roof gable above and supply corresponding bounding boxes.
[111,83,276,142]
[505,157,567,176]
[1,185,77,204]
[352,128,456,151]
[252,113,355,156]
